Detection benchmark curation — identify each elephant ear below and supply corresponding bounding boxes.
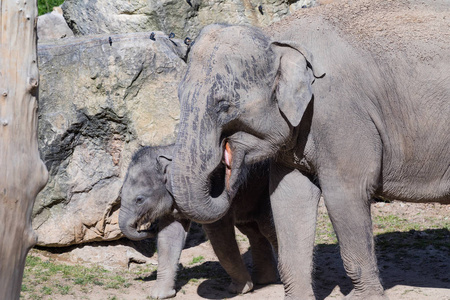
[271,41,320,127]
[157,155,172,188]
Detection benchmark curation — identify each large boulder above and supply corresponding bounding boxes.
[62,0,317,38]
[37,6,74,42]
[34,32,187,247]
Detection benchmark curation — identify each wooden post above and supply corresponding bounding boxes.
[0,0,49,298]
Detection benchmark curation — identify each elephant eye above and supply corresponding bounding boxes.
[216,100,230,114]
[135,196,145,205]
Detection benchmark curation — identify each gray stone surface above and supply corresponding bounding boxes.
[35,32,187,247]
[37,6,74,42]
[45,240,158,270]
[62,0,317,38]
[34,0,320,249]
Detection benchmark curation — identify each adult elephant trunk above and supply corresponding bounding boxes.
[118,208,153,241]
[170,142,234,224]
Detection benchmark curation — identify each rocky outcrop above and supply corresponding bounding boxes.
[37,7,74,42]
[44,239,158,270]
[34,0,322,248]
[34,32,187,246]
[62,0,317,38]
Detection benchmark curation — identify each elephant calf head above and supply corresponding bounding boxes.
[119,146,173,240]
[171,24,318,223]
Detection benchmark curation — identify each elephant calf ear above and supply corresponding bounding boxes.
[157,155,172,185]
[273,42,314,127]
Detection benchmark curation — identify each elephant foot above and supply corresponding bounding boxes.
[228,280,254,294]
[150,286,176,299]
[344,289,389,300]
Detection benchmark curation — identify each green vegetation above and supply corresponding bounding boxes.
[315,204,449,246]
[21,254,133,299]
[189,255,205,265]
[373,211,449,249]
[38,0,65,16]
[373,214,449,233]
[235,233,249,243]
[315,209,338,244]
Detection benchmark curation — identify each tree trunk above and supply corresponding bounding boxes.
[0,1,49,299]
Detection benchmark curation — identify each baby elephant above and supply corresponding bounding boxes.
[119,145,278,299]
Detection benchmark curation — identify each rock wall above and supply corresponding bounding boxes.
[34,0,320,248]
[35,33,187,246]
[62,0,317,39]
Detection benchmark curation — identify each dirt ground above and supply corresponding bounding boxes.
[27,200,449,300]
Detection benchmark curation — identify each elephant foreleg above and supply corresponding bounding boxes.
[152,216,190,299]
[270,162,321,300]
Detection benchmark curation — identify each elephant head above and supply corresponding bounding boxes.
[119,146,173,240]
[170,24,319,223]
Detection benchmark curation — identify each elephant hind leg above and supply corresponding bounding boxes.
[317,117,387,299]
[203,215,253,294]
[236,221,278,285]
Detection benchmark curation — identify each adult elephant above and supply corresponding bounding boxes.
[169,2,450,299]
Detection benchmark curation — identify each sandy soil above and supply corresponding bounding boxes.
[29,201,449,300]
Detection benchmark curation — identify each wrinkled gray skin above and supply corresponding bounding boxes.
[169,22,450,300]
[119,145,278,299]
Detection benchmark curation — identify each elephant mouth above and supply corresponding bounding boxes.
[135,214,159,237]
[211,139,244,198]
[138,220,158,236]
[207,140,235,199]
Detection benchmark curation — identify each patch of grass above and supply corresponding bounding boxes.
[316,206,449,251]
[373,214,449,235]
[373,215,410,233]
[189,278,199,284]
[105,275,127,289]
[315,210,337,245]
[189,256,205,265]
[21,253,133,299]
[41,286,52,295]
[131,264,158,282]
[56,284,70,295]
[131,264,157,277]
[236,233,248,242]
[21,284,30,292]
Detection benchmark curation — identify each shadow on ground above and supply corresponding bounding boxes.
[137,229,449,299]
[313,228,449,299]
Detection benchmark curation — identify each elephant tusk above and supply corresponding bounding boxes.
[224,142,232,189]
[138,222,152,232]
[224,142,232,168]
